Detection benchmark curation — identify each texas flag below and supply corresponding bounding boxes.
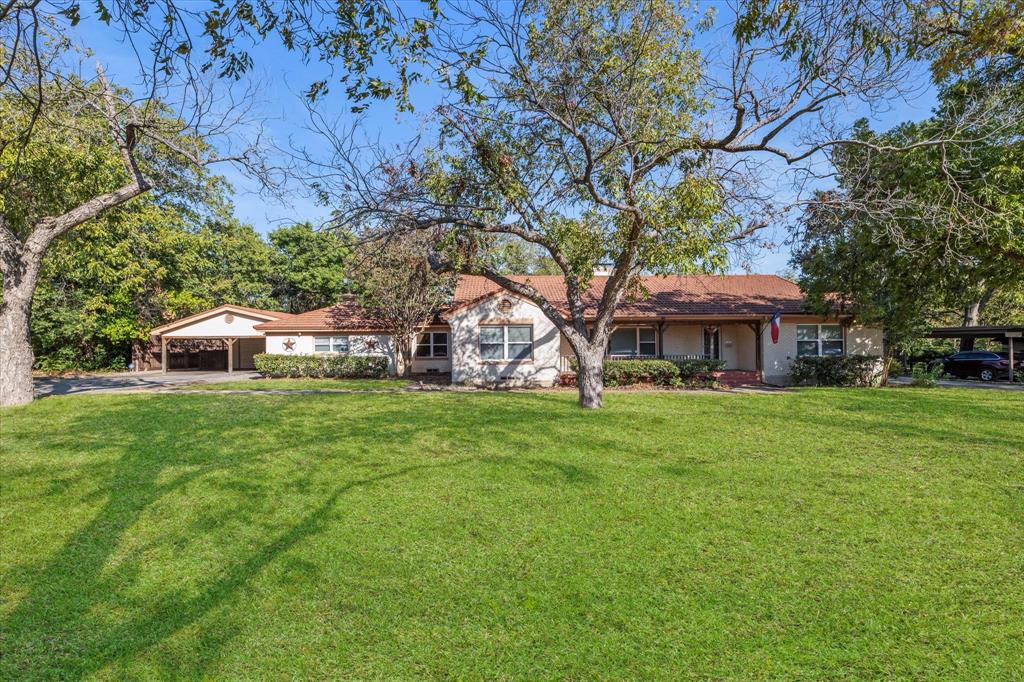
[770,311,781,344]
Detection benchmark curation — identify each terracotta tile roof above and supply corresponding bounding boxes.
[254,275,811,331]
[449,274,809,318]
[254,295,390,332]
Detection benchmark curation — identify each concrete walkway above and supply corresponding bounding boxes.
[34,370,260,397]
[889,376,1024,391]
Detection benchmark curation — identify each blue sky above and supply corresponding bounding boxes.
[73,4,939,276]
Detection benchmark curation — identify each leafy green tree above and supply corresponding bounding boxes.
[268,223,351,312]
[1,0,436,405]
[793,78,1024,358]
[29,198,279,371]
[192,218,278,309]
[350,232,455,378]
[315,0,931,408]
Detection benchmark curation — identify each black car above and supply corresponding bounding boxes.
[942,351,1024,381]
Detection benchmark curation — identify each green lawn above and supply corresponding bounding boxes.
[1,388,1021,680]
[178,378,414,391]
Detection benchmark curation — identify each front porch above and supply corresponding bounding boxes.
[558,320,766,378]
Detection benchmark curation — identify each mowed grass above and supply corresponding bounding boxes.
[178,378,414,391]
[1,388,1021,680]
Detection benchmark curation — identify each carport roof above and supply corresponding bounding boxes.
[928,325,1024,339]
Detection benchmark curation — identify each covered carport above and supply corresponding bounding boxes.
[927,325,1024,382]
[146,305,293,373]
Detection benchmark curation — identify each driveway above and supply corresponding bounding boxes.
[889,376,1024,391]
[34,370,260,398]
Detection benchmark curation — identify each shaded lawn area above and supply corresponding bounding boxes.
[177,378,414,391]
[1,389,1021,680]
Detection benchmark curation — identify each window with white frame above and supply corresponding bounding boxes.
[416,331,449,358]
[796,324,844,357]
[609,327,657,356]
[313,336,350,353]
[479,325,533,360]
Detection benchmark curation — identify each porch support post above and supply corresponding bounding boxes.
[1009,334,1015,383]
[747,321,764,380]
[227,338,235,373]
[161,336,168,374]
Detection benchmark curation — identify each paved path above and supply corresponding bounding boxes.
[889,376,1024,391]
[34,371,260,397]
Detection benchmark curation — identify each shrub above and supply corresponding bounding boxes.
[908,361,945,388]
[672,358,727,380]
[603,359,679,386]
[253,354,389,379]
[789,355,882,387]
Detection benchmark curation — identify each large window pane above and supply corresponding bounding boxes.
[796,325,818,341]
[822,340,844,356]
[508,343,532,360]
[638,328,656,356]
[820,325,843,341]
[314,337,330,352]
[610,328,637,355]
[797,340,819,357]
[432,342,447,358]
[332,336,349,352]
[480,326,504,344]
[415,343,432,357]
[507,326,532,343]
[480,343,504,359]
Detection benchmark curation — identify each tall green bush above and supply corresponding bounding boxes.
[253,354,389,379]
[672,358,726,379]
[602,359,680,386]
[789,355,882,387]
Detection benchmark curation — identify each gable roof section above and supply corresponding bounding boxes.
[449,274,808,318]
[151,304,294,335]
[254,295,390,332]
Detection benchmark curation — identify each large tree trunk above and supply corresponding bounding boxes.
[395,336,413,378]
[575,346,605,409]
[960,301,982,351]
[0,254,42,407]
[960,287,995,352]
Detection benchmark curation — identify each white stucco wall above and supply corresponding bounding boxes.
[264,332,397,373]
[761,319,885,385]
[848,325,884,356]
[410,326,453,374]
[449,295,561,386]
[761,320,801,384]
[163,311,269,338]
[662,324,702,356]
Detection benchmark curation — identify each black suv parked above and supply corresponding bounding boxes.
[942,351,1024,381]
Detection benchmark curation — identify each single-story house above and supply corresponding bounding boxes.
[143,274,884,385]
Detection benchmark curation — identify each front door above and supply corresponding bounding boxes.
[703,326,721,360]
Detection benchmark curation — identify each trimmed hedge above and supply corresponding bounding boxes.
[672,358,726,379]
[603,359,680,386]
[789,355,882,387]
[253,353,389,379]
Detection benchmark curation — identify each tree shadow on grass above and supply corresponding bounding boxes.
[1,393,599,680]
